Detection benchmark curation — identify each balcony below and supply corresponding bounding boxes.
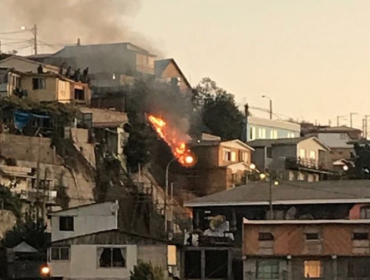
[285,157,330,172]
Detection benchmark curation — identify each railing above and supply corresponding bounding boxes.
[285,157,329,171]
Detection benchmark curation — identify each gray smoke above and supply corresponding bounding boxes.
[3,0,160,54]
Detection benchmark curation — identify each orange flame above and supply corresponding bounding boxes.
[148,114,195,166]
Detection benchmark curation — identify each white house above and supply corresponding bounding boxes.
[48,201,180,280]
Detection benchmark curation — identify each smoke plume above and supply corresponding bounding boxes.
[3,0,160,53]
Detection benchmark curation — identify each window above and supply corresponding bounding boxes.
[258,128,266,139]
[348,260,370,278]
[240,152,248,163]
[51,247,70,261]
[304,260,322,278]
[59,216,74,231]
[273,130,278,139]
[256,260,279,279]
[360,207,370,219]
[353,232,369,240]
[300,149,306,158]
[98,247,126,268]
[266,147,272,159]
[270,130,278,139]
[305,233,319,241]
[338,151,343,155]
[250,126,256,141]
[258,232,274,241]
[310,151,316,159]
[223,149,231,161]
[231,151,236,162]
[32,78,46,90]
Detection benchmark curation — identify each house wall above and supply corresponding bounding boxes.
[158,62,190,92]
[57,79,73,103]
[244,257,370,280]
[50,244,137,280]
[330,147,352,162]
[219,143,251,167]
[51,201,119,242]
[297,139,327,161]
[251,147,266,171]
[192,145,219,169]
[243,223,370,256]
[246,117,300,142]
[21,75,58,102]
[137,245,167,269]
[270,145,296,171]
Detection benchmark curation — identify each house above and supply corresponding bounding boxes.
[243,219,370,280]
[301,124,363,141]
[77,107,129,163]
[243,104,301,142]
[184,180,370,246]
[0,55,59,74]
[248,136,332,182]
[155,59,192,93]
[52,42,156,88]
[179,137,254,196]
[0,69,91,104]
[303,126,363,164]
[48,202,181,280]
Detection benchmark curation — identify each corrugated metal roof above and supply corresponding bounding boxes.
[185,180,370,207]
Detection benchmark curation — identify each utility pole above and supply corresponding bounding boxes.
[32,24,38,55]
[262,95,273,120]
[337,115,346,126]
[41,168,49,220]
[269,178,273,220]
[35,136,41,224]
[350,112,358,128]
[365,115,370,139]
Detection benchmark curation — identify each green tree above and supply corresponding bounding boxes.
[1,215,48,250]
[130,261,165,280]
[194,77,244,140]
[0,185,22,219]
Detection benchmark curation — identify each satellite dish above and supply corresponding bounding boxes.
[110,203,119,213]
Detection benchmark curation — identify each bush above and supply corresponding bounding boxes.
[130,261,165,280]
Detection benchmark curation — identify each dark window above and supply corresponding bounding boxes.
[32,78,46,90]
[266,147,272,159]
[259,232,274,241]
[353,232,369,240]
[306,233,319,240]
[205,250,228,279]
[98,248,126,268]
[338,151,343,155]
[256,260,279,279]
[59,216,74,231]
[185,251,201,278]
[74,89,85,101]
[348,260,370,277]
[51,247,70,261]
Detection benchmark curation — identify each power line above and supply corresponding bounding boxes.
[0,30,28,35]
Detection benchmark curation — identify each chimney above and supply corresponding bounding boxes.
[77,38,81,46]
[244,103,249,116]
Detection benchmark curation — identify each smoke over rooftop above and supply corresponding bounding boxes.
[3,0,159,53]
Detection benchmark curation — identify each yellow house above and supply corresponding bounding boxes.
[20,73,91,104]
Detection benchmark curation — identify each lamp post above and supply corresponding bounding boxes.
[262,95,272,120]
[164,158,176,233]
[350,112,358,128]
[260,172,279,220]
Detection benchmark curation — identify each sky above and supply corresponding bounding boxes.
[2,0,370,128]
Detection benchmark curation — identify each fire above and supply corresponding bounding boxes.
[148,114,195,166]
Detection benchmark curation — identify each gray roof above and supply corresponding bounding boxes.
[184,180,370,207]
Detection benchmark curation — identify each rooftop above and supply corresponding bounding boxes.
[248,136,329,150]
[184,180,370,207]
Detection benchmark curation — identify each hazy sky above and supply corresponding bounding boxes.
[2,0,370,128]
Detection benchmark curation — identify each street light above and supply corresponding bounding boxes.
[343,165,349,171]
[40,265,50,278]
[262,95,273,120]
[250,163,256,170]
[164,158,176,233]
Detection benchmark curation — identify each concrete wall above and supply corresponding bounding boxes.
[137,245,167,269]
[51,201,119,242]
[0,210,17,239]
[21,75,57,102]
[0,134,61,164]
[50,244,137,280]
